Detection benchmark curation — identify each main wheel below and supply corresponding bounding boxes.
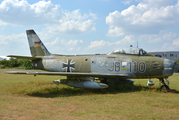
[160,85,169,92]
[101,80,108,84]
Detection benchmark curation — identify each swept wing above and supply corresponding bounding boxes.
[6,71,128,78]
[7,55,41,61]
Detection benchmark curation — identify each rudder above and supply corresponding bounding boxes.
[26,29,51,57]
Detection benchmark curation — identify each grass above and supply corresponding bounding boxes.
[0,70,179,119]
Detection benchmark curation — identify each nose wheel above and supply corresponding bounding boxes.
[159,77,170,92]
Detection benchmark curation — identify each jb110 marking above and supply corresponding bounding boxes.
[6,30,176,90]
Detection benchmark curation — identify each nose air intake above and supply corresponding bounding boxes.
[163,59,176,76]
[172,62,177,75]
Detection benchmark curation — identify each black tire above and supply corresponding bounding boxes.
[101,80,108,84]
[160,85,170,92]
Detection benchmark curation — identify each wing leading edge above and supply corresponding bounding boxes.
[6,71,128,78]
[7,55,41,61]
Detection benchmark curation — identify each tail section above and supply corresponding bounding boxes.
[26,30,51,57]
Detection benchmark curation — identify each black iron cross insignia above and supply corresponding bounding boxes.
[63,59,75,72]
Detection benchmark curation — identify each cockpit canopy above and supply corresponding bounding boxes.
[111,47,148,55]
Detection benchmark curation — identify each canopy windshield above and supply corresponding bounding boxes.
[112,47,147,55]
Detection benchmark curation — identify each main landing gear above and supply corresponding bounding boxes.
[159,77,170,92]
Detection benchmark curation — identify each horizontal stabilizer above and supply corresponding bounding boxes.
[6,71,128,77]
[7,55,41,61]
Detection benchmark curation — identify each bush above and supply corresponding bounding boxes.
[0,58,33,69]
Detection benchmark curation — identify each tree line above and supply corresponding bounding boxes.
[0,58,33,69]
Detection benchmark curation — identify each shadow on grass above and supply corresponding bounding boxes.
[26,83,179,98]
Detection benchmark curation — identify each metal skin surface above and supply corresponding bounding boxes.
[7,30,176,89]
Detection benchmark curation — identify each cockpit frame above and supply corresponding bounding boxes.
[110,47,149,56]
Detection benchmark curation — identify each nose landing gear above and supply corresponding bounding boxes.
[159,77,170,92]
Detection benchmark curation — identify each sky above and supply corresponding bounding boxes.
[0,0,179,56]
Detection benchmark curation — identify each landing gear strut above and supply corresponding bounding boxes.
[159,77,170,92]
[101,78,108,84]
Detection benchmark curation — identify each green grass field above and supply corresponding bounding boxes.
[0,70,179,120]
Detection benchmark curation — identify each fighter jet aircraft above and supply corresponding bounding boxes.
[7,30,176,90]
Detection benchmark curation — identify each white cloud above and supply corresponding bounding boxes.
[86,31,179,53]
[76,47,81,51]
[160,36,179,51]
[106,27,124,37]
[90,13,98,20]
[68,47,75,51]
[163,32,177,41]
[37,30,53,42]
[0,0,60,25]
[162,43,171,49]
[88,40,113,48]
[0,33,29,56]
[68,40,83,45]
[138,32,178,43]
[106,0,179,36]
[138,34,162,43]
[122,0,133,5]
[45,38,84,53]
[173,38,179,46]
[162,42,176,50]
[139,0,176,7]
[61,39,83,46]
[45,37,61,46]
[116,35,135,44]
[51,38,60,45]
[0,33,26,45]
[0,0,97,34]
[0,35,8,45]
[47,19,96,34]
[87,35,136,52]
[0,20,7,26]
[67,47,81,51]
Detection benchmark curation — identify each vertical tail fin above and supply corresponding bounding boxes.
[26,29,51,57]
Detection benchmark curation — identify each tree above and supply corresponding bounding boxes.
[0,58,33,69]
